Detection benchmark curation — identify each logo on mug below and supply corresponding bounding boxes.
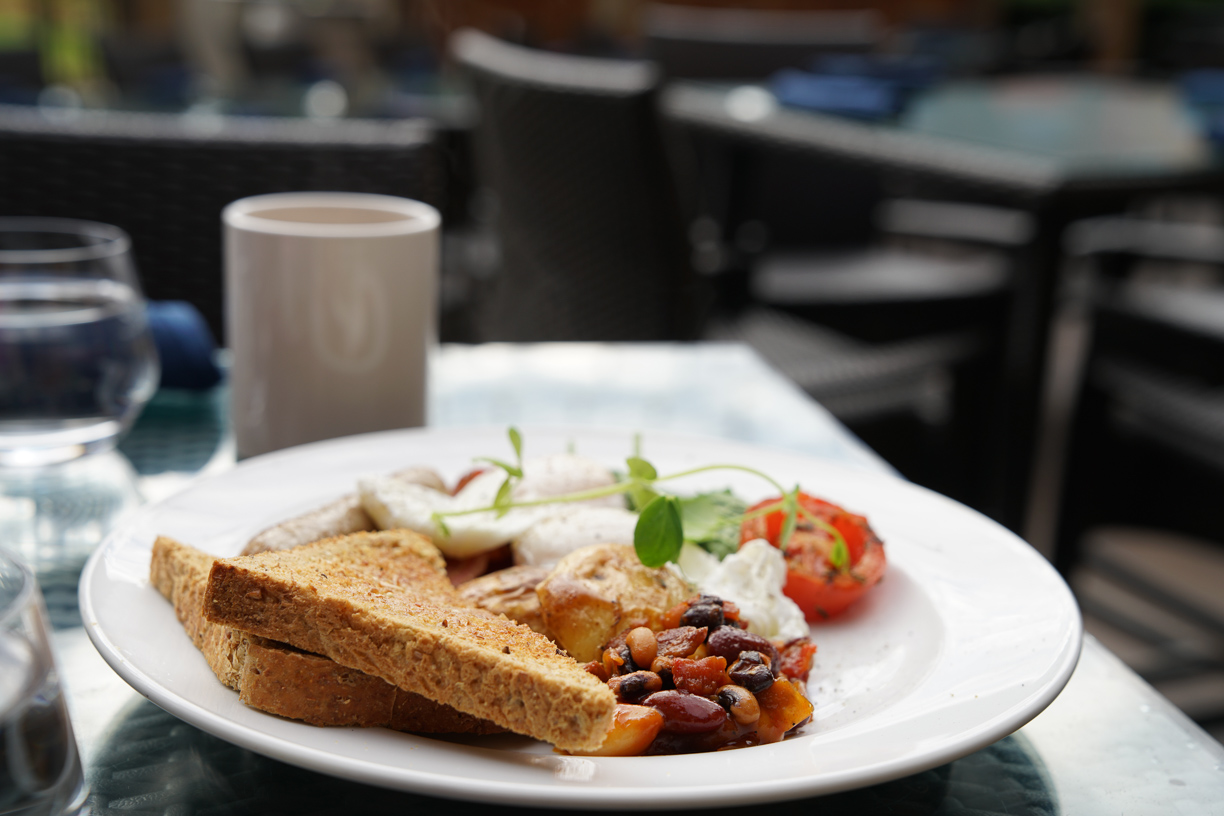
[310,266,391,374]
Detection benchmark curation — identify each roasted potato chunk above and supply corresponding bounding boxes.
[457,565,551,636]
[537,543,691,662]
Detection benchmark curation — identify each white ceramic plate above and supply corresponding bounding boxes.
[80,426,1081,810]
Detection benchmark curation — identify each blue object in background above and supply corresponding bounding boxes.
[1199,113,1224,147]
[146,301,223,390]
[770,70,900,120]
[1176,70,1224,146]
[1179,69,1224,108]
[770,54,943,121]
[812,53,943,94]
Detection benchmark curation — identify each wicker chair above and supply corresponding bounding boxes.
[450,29,699,342]
[667,102,1025,515]
[1056,215,1224,727]
[0,105,441,342]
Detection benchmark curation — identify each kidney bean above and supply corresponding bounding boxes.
[645,716,750,755]
[706,628,782,675]
[680,601,724,630]
[642,690,728,733]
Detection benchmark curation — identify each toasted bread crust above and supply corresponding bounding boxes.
[239,637,396,725]
[151,536,249,688]
[151,534,502,734]
[388,686,505,734]
[238,638,504,734]
[205,534,616,750]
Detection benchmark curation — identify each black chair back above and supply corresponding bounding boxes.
[0,105,440,342]
[451,29,697,341]
[1058,222,1224,564]
[1053,220,1224,722]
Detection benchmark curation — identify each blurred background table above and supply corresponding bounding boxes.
[663,73,1224,535]
[38,342,1224,815]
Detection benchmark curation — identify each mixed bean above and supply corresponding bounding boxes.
[578,594,817,756]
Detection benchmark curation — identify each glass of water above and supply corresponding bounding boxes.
[0,546,88,815]
[0,218,159,467]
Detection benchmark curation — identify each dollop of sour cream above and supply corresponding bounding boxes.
[677,539,808,641]
[358,454,620,559]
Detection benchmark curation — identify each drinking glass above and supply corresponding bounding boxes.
[0,547,88,815]
[0,218,159,467]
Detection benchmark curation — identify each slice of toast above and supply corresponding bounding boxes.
[150,535,500,733]
[151,536,249,688]
[204,534,617,751]
[239,637,500,732]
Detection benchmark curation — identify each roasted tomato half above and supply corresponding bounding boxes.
[740,492,885,620]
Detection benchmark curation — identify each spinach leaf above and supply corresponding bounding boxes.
[678,490,747,559]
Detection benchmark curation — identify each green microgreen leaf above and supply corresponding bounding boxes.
[778,490,799,550]
[625,456,660,511]
[634,495,684,567]
[435,430,819,572]
[508,427,523,464]
[739,497,787,524]
[626,485,661,513]
[793,504,851,571]
[473,457,522,479]
[626,456,657,481]
[493,477,514,518]
[829,538,849,570]
[631,489,660,513]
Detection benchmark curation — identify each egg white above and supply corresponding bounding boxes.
[359,454,623,559]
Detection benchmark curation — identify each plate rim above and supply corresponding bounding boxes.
[79,424,1083,810]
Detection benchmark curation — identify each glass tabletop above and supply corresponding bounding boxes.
[39,343,1224,814]
[902,75,1212,174]
[665,75,1224,188]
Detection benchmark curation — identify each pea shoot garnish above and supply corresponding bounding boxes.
[430,428,849,569]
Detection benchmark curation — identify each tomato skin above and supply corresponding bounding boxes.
[452,467,488,495]
[740,492,885,621]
